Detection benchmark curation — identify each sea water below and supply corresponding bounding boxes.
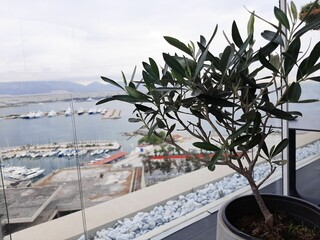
[0,99,140,174]
[0,81,319,175]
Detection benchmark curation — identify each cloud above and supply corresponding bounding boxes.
[0,0,319,84]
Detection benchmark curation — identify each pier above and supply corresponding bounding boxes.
[0,108,122,120]
[0,140,121,161]
[102,109,121,119]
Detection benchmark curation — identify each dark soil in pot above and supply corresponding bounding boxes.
[234,211,320,240]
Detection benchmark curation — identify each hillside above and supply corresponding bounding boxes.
[0,81,119,95]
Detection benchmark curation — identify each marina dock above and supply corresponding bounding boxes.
[102,109,121,119]
[88,151,127,165]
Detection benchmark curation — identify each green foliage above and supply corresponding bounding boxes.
[138,131,166,145]
[299,0,320,28]
[97,1,320,226]
[98,1,319,175]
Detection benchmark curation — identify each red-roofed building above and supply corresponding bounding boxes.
[89,151,127,165]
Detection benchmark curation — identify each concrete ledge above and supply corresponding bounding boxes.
[5,165,234,240]
[1,186,61,224]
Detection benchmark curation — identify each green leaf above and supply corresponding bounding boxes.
[252,112,262,134]
[290,1,297,21]
[309,63,320,77]
[208,149,223,171]
[258,50,279,73]
[142,71,156,89]
[156,118,166,129]
[228,121,251,140]
[199,95,237,107]
[308,76,320,82]
[135,104,156,113]
[148,123,158,139]
[228,135,251,149]
[130,66,137,82]
[164,36,193,57]
[194,46,208,78]
[261,30,284,47]
[143,62,159,82]
[167,123,176,137]
[274,6,290,29]
[121,71,127,86]
[96,95,141,105]
[259,105,296,120]
[306,41,320,73]
[284,37,300,75]
[261,140,269,158]
[272,160,288,166]
[296,99,319,103]
[288,111,302,117]
[253,42,279,61]
[128,118,141,123]
[247,11,255,37]
[287,82,301,102]
[245,134,262,150]
[163,53,186,78]
[101,76,125,91]
[241,110,256,122]
[149,58,160,79]
[297,43,320,80]
[220,46,233,73]
[125,86,150,101]
[271,138,289,158]
[232,21,243,48]
[270,53,281,71]
[190,108,205,119]
[193,142,220,151]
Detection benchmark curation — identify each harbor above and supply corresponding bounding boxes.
[0,140,123,188]
[0,140,121,161]
[0,108,122,120]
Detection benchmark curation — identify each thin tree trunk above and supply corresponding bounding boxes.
[247,176,273,229]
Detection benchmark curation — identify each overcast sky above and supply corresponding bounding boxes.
[0,0,319,85]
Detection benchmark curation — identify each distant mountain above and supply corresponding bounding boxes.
[0,81,120,95]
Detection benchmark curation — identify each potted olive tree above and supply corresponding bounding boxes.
[97,1,320,239]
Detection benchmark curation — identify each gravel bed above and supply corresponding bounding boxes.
[79,140,320,240]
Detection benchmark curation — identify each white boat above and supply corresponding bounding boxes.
[77,107,85,115]
[19,168,45,181]
[2,166,45,181]
[19,113,28,119]
[25,111,36,119]
[48,110,57,117]
[77,149,88,156]
[48,150,59,157]
[88,107,98,115]
[90,149,105,156]
[34,110,44,118]
[64,108,72,116]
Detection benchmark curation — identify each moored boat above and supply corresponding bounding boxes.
[64,108,72,116]
[77,107,85,115]
[48,110,57,117]
[2,166,45,181]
